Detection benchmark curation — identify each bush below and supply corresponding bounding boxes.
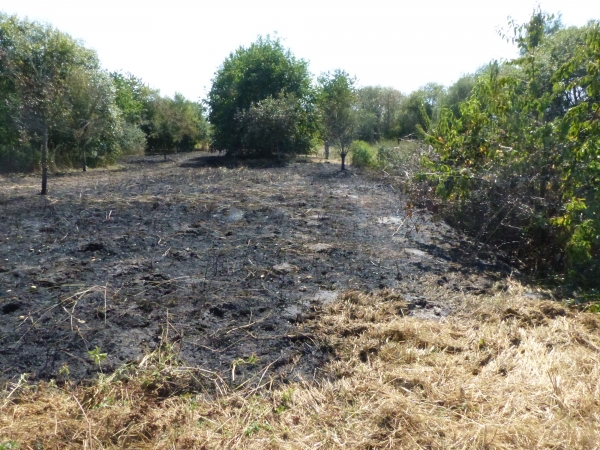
[350,140,376,168]
[118,123,147,156]
[207,35,316,158]
[423,16,600,287]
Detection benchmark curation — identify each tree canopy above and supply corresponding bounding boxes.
[0,14,106,191]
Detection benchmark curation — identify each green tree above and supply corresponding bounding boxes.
[396,91,431,137]
[424,10,600,287]
[355,86,404,142]
[317,70,357,170]
[110,72,153,155]
[442,73,479,118]
[110,72,151,125]
[207,35,315,157]
[0,14,99,191]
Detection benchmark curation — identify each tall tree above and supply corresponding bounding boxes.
[317,70,357,170]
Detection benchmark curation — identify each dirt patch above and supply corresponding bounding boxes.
[0,152,508,385]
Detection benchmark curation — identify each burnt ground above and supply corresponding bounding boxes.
[0,152,510,387]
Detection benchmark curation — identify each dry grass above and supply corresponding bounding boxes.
[1,282,600,449]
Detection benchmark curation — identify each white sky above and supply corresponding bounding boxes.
[1,0,598,101]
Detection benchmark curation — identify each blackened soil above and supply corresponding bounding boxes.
[0,152,508,386]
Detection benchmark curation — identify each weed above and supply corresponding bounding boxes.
[58,363,70,378]
[87,346,107,369]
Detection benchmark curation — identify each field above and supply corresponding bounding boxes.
[1,152,598,448]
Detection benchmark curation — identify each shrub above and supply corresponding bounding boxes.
[350,140,376,168]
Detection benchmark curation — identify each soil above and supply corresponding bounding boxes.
[0,152,510,386]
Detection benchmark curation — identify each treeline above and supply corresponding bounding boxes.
[0,14,209,176]
[0,12,476,175]
[203,35,480,174]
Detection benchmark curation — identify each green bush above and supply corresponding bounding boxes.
[423,15,600,288]
[350,140,376,168]
[118,123,147,156]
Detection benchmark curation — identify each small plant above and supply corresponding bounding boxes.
[0,441,18,450]
[275,388,294,414]
[244,422,273,436]
[281,388,294,404]
[244,422,262,436]
[58,363,70,378]
[88,346,107,370]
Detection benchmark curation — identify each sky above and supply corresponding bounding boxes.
[1,0,598,101]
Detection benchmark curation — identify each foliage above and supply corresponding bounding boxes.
[117,122,147,156]
[63,67,122,169]
[354,86,404,142]
[349,140,376,168]
[110,71,151,125]
[235,94,313,159]
[317,69,357,170]
[395,90,433,137]
[0,14,207,174]
[207,35,315,157]
[0,14,98,189]
[424,9,600,287]
[0,14,124,178]
[144,93,209,157]
[442,73,479,118]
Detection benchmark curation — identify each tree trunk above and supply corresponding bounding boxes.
[325,140,330,160]
[82,147,87,172]
[340,145,346,171]
[41,126,48,195]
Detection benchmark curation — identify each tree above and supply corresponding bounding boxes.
[110,72,151,125]
[355,86,404,142]
[0,15,98,192]
[442,73,479,118]
[110,72,152,156]
[207,35,315,157]
[317,70,356,170]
